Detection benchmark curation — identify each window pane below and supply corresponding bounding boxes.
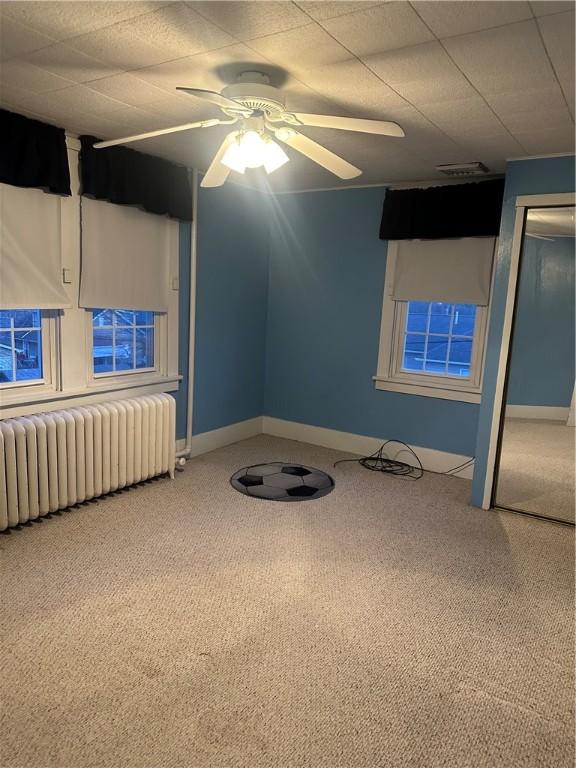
[0,331,13,382]
[402,334,425,371]
[0,312,12,328]
[424,336,448,373]
[115,309,134,326]
[13,310,40,328]
[114,328,134,371]
[429,303,451,334]
[135,327,154,368]
[135,310,154,326]
[448,339,473,378]
[92,308,155,375]
[93,328,114,373]
[449,337,473,364]
[453,304,476,336]
[92,308,113,327]
[14,329,42,380]
[406,301,429,333]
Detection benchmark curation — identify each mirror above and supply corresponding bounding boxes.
[495,206,575,524]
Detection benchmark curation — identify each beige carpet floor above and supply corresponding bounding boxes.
[496,418,575,523]
[1,435,574,768]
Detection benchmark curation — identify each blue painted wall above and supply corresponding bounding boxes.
[264,188,479,456]
[175,222,191,440]
[192,183,269,435]
[471,155,576,506]
[507,235,575,407]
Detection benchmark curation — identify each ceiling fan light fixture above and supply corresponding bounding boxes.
[222,130,289,175]
[262,137,289,174]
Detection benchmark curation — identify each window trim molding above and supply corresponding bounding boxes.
[374,239,495,403]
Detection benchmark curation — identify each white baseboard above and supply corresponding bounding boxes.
[185,414,475,478]
[262,416,474,479]
[189,417,263,458]
[505,405,569,421]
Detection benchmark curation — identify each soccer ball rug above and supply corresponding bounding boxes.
[230,463,334,502]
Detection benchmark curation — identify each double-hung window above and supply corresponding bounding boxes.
[375,238,495,402]
[91,309,157,377]
[0,309,51,388]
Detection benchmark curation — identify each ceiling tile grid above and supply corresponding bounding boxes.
[0,0,574,191]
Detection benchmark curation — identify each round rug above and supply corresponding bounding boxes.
[230,462,335,502]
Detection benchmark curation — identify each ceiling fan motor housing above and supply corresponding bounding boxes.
[221,81,286,115]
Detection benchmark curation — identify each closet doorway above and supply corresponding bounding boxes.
[493,206,575,524]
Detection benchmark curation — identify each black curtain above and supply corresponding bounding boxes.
[379,178,505,240]
[0,109,71,195]
[80,136,192,221]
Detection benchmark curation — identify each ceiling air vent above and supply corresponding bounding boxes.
[436,162,489,177]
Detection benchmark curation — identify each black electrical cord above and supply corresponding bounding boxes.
[333,440,475,480]
[333,439,424,480]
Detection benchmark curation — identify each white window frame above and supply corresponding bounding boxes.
[86,310,168,386]
[374,240,494,403]
[0,310,58,394]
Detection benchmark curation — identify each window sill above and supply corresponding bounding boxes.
[0,374,182,418]
[373,376,481,404]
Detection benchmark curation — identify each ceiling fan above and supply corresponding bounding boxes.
[94,71,405,188]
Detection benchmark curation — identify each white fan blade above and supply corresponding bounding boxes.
[291,113,405,138]
[273,128,361,180]
[176,87,252,116]
[94,118,227,149]
[201,132,239,188]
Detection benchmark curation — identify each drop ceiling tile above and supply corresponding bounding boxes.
[530,1,575,16]
[45,84,130,116]
[366,42,476,104]
[513,125,575,153]
[0,16,57,60]
[384,105,466,161]
[485,83,568,115]
[456,132,525,162]
[86,73,176,106]
[319,3,434,57]
[296,2,383,22]
[296,59,408,114]
[0,59,76,92]
[136,44,270,94]
[125,3,235,58]
[26,43,119,83]
[416,96,508,137]
[247,23,350,73]
[65,22,181,70]
[443,20,557,96]
[501,106,574,134]
[537,11,575,115]
[190,1,309,41]
[412,2,532,38]
[0,2,165,41]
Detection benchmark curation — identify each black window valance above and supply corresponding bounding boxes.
[0,109,71,195]
[80,136,192,221]
[379,178,505,240]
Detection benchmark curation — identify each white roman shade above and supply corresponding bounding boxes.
[391,237,495,306]
[79,197,173,312]
[0,182,71,309]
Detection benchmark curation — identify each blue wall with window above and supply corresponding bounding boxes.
[506,234,575,407]
[191,182,269,436]
[471,155,576,506]
[264,188,479,456]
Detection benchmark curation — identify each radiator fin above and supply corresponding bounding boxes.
[0,393,176,530]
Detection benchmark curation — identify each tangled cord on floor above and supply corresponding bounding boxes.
[333,439,475,481]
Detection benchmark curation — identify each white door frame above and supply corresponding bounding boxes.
[481,192,576,509]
